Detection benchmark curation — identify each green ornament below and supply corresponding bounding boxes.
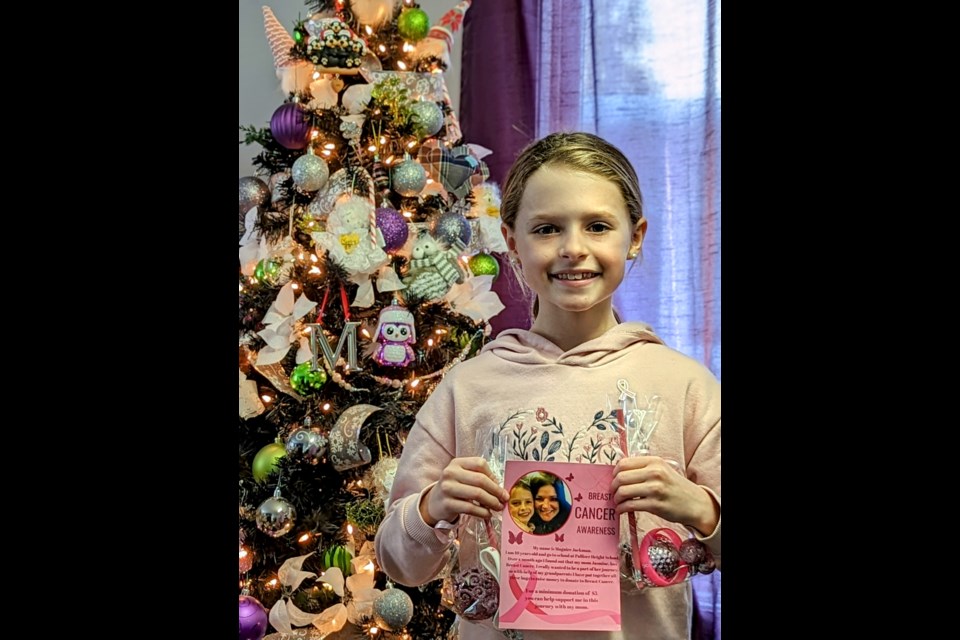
[289,361,327,394]
[468,252,500,279]
[323,544,353,576]
[396,8,430,42]
[252,440,287,482]
[294,29,303,42]
[254,258,282,283]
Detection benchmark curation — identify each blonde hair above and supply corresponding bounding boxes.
[500,132,645,320]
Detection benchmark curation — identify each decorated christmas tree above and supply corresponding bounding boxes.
[238,2,508,638]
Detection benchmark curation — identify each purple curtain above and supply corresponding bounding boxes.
[461,1,722,637]
[460,1,539,336]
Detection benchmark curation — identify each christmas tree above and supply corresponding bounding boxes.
[238,2,508,638]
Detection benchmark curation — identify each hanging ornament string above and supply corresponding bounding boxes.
[314,284,352,324]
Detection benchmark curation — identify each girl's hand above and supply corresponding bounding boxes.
[419,457,510,526]
[611,456,719,537]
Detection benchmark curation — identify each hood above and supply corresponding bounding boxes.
[480,321,664,367]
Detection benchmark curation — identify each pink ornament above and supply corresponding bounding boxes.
[270,103,311,150]
[374,303,416,367]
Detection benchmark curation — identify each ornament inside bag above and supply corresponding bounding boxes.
[614,379,716,594]
[438,428,510,623]
[439,515,501,622]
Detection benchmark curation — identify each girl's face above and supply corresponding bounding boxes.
[501,165,642,325]
[508,486,534,525]
[535,484,560,522]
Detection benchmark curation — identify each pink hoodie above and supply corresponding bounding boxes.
[375,322,721,640]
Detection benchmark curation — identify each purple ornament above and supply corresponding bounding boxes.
[376,207,410,253]
[270,103,311,150]
[238,595,269,640]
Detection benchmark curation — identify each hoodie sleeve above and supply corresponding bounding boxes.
[683,365,721,569]
[374,379,459,586]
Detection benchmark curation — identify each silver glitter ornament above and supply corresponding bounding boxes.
[432,210,472,246]
[409,100,444,138]
[255,488,297,537]
[292,151,330,193]
[390,155,427,197]
[641,541,680,585]
[240,176,271,215]
[372,587,414,631]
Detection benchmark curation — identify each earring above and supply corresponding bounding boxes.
[628,249,639,259]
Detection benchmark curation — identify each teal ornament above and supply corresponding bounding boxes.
[289,361,328,394]
[409,100,444,138]
[292,152,330,193]
[372,588,414,631]
[391,156,427,197]
[397,8,430,41]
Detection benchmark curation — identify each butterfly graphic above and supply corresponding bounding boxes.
[508,531,524,544]
[574,493,583,502]
[565,473,574,482]
[555,533,565,542]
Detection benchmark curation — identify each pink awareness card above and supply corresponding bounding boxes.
[497,460,621,631]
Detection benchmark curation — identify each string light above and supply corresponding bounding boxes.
[322,403,331,411]
[239,283,244,292]
[369,628,379,636]
[261,393,273,403]
[267,578,278,588]
[378,44,386,52]
[368,145,377,153]
[361,328,371,338]
[298,533,311,543]
[309,265,322,274]
[321,149,332,156]
[427,338,434,347]
[396,61,407,70]
[365,25,373,35]
[323,143,335,150]
[291,283,300,290]
[310,130,320,139]
[410,379,421,389]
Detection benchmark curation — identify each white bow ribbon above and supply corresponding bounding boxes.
[443,275,505,323]
[310,542,382,635]
[268,553,324,634]
[255,282,318,366]
[350,263,407,308]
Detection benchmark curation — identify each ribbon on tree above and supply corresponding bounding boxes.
[444,275,504,324]
[417,140,491,200]
[255,282,317,366]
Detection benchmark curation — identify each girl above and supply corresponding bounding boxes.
[375,132,721,639]
[507,478,535,533]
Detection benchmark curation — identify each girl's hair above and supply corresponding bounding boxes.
[499,131,645,319]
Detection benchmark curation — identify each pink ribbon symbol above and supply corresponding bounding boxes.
[499,561,621,626]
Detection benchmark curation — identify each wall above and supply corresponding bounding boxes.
[239,0,463,177]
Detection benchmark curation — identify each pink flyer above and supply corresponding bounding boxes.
[497,460,621,631]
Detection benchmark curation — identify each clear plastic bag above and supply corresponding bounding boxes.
[439,515,501,621]
[615,379,717,593]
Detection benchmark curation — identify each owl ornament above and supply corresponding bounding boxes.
[374,302,416,367]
